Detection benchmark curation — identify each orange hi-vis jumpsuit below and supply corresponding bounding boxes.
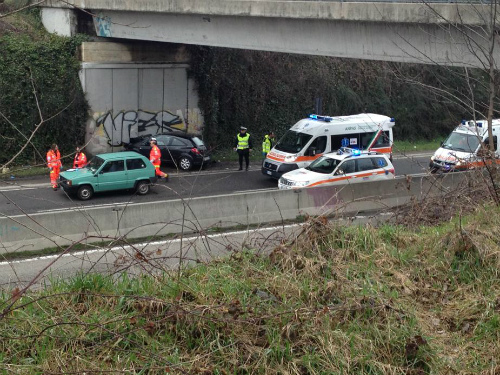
[47,149,62,189]
[73,152,87,169]
[150,144,167,178]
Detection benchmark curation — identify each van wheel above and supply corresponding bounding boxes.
[178,156,193,171]
[77,185,93,200]
[136,180,150,195]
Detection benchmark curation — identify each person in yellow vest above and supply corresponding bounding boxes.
[262,131,275,159]
[233,126,253,171]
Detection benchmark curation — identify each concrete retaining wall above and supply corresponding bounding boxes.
[0,173,466,253]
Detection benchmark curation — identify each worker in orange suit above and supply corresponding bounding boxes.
[149,138,168,180]
[73,146,87,169]
[46,144,62,190]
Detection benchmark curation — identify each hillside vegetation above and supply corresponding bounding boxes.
[0,7,88,167]
[2,6,496,168]
[189,47,494,152]
[1,7,499,374]
[1,203,499,374]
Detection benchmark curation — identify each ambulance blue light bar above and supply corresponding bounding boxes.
[338,147,361,156]
[309,114,332,122]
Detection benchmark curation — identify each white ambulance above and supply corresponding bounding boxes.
[429,118,500,173]
[278,148,395,190]
[262,113,395,179]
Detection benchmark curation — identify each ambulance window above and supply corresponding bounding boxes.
[360,132,376,149]
[356,158,375,172]
[308,136,327,154]
[374,131,391,147]
[307,156,340,174]
[275,131,312,153]
[331,135,358,151]
[336,160,355,175]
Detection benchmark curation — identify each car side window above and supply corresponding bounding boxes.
[126,158,146,170]
[170,137,189,147]
[356,158,375,172]
[156,136,169,146]
[335,160,355,175]
[372,157,388,168]
[101,160,125,173]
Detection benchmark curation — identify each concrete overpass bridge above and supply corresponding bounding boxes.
[42,0,499,68]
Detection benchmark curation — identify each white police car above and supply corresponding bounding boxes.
[278,148,395,189]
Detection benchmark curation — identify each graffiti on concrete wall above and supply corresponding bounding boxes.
[97,109,183,146]
[94,14,112,37]
[85,108,204,155]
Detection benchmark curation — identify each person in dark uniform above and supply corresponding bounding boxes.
[233,126,253,171]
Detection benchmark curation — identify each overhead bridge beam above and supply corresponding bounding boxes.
[42,0,500,68]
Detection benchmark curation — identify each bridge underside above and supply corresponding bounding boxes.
[83,9,498,69]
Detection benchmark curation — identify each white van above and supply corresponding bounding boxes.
[429,119,500,173]
[262,113,395,179]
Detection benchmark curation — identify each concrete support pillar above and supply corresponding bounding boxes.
[41,7,77,37]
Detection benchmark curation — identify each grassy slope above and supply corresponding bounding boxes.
[1,207,499,374]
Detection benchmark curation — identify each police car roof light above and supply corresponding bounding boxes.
[390,117,395,122]
[461,119,466,125]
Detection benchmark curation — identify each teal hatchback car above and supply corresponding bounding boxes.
[59,152,158,200]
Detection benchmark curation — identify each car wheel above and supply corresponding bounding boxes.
[136,180,150,195]
[178,156,193,171]
[77,185,93,200]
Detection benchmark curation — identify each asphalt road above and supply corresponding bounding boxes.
[0,153,430,290]
[0,153,431,216]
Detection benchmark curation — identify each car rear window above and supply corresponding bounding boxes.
[191,137,205,147]
[127,158,147,170]
[171,137,190,147]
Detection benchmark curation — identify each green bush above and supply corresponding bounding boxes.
[0,30,89,166]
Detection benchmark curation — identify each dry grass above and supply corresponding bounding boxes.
[1,201,499,373]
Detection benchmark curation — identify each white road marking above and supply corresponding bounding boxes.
[0,183,47,192]
[0,223,299,266]
[36,202,135,213]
